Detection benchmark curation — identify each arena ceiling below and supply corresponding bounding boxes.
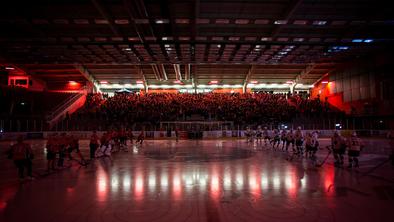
[0,0,393,89]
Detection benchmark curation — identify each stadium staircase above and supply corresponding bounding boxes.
[46,89,87,129]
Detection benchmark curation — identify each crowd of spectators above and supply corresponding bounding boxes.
[75,92,327,126]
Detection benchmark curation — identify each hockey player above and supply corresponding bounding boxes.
[8,136,34,181]
[263,127,270,145]
[58,133,68,168]
[255,126,263,143]
[46,133,57,172]
[331,131,346,167]
[119,127,127,149]
[294,127,304,155]
[89,131,99,160]
[305,131,319,159]
[128,128,134,145]
[67,134,86,164]
[285,130,295,152]
[347,131,364,168]
[280,129,287,150]
[245,127,254,143]
[136,130,145,145]
[272,129,281,149]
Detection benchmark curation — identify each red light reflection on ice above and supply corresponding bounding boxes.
[210,165,220,200]
[324,166,335,190]
[172,171,182,200]
[249,170,261,198]
[97,170,108,202]
[134,173,144,200]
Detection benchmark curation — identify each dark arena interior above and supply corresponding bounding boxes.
[1,0,394,221]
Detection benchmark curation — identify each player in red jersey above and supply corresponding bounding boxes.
[8,136,34,181]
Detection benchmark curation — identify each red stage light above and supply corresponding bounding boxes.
[322,81,329,84]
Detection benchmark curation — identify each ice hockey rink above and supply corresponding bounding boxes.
[0,138,393,222]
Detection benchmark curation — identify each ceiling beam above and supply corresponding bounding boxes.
[136,65,148,92]
[159,64,168,81]
[243,65,254,93]
[271,0,304,38]
[90,0,121,37]
[184,64,191,80]
[173,64,182,81]
[192,64,197,93]
[74,64,97,84]
[295,63,317,84]
[151,64,162,80]
[122,0,145,43]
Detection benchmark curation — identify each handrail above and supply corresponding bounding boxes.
[46,87,87,122]
[48,86,87,114]
[46,93,83,121]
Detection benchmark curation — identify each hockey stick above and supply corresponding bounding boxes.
[358,158,391,178]
[316,146,332,167]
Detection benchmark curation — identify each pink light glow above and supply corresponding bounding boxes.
[136,80,144,84]
[173,80,182,84]
[100,81,108,84]
[250,80,258,84]
[321,81,329,84]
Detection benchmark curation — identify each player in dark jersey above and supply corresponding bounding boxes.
[89,131,99,159]
[136,130,145,145]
